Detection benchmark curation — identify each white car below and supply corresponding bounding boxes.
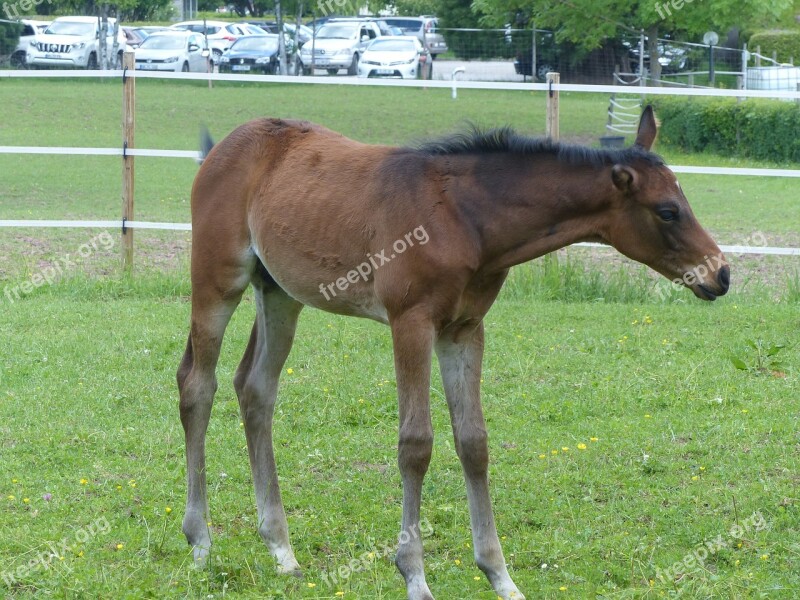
[134,31,210,73]
[27,16,125,69]
[357,36,428,79]
[169,20,264,63]
[11,19,49,68]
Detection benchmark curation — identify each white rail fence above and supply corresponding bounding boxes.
[1,66,799,264]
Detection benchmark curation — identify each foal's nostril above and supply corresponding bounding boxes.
[718,265,730,293]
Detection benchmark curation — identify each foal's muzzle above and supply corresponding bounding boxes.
[695,264,730,301]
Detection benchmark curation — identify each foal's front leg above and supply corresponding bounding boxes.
[436,323,525,600]
[391,311,436,600]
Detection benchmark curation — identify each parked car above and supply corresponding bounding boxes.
[170,20,261,63]
[10,19,49,68]
[358,36,428,79]
[218,34,281,74]
[298,18,381,75]
[626,40,688,74]
[378,16,447,58]
[252,21,312,46]
[122,25,169,49]
[27,16,126,69]
[134,31,210,73]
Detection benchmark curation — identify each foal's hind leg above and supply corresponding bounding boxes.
[178,262,250,564]
[435,322,524,600]
[233,285,303,575]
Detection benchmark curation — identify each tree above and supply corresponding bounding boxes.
[471,0,796,81]
[0,19,22,58]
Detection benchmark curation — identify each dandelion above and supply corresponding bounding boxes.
[473,576,481,581]
[561,447,569,452]
[7,495,14,501]
[454,559,461,566]
[644,316,653,324]
[551,450,558,455]
[590,437,599,442]
[741,409,749,414]
[78,551,84,557]
[559,586,567,591]
[128,479,136,488]
[116,485,122,491]
[286,368,294,375]
[116,543,124,550]
[691,475,699,481]
[22,498,29,504]
[80,478,88,485]
[760,554,769,560]
[335,593,344,597]
[307,582,316,588]
[699,466,705,471]
[165,507,172,514]
[538,454,546,459]
[644,414,651,418]
[577,443,587,450]
[11,478,17,484]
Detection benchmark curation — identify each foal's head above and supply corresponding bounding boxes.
[603,106,729,300]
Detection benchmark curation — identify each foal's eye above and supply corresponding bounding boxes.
[657,209,678,222]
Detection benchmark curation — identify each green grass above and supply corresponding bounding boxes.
[0,278,797,598]
[0,77,798,599]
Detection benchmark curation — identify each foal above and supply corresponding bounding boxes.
[177,106,729,600]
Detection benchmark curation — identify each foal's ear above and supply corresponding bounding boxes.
[633,105,657,151]
[611,164,637,192]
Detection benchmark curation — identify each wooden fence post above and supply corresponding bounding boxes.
[546,72,559,140]
[122,51,135,273]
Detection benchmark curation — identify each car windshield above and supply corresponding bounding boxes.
[140,35,186,50]
[383,19,421,34]
[232,36,278,51]
[317,24,357,39]
[368,39,415,52]
[45,21,95,36]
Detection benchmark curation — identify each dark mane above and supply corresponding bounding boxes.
[413,125,665,168]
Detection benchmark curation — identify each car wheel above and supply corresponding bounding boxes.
[536,63,554,81]
[326,68,338,75]
[212,49,222,65]
[86,53,98,70]
[10,51,26,69]
[182,61,189,72]
[302,65,312,75]
[347,53,358,76]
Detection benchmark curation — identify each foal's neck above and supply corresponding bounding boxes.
[445,153,614,274]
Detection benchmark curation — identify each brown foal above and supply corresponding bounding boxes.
[177,106,729,600]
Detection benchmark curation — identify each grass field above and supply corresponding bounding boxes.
[0,78,798,599]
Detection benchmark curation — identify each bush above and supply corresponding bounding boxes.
[0,20,22,57]
[652,97,800,163]
[748,30,800,64]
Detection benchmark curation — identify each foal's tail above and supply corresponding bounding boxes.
[196,126,215,165]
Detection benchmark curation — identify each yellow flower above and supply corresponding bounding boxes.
[7,495,15,501]
[286,368,294,375]
[22,498,29,503]
[561,447,569,452]
[11,478,17,484]
[760,554,769,560]
[128,480,136,488]
[551,450,558,455]
[78,551,84,557]
[559,586,567,591]
[741,409,749,414]
[590,437,599,442]
[335,593,344,597]
[538,454,546,459]
[699,466,705,471]
[691,476,699,481]
[80,478,88,485]
[307,582,316,588]
[165,507,172,514]
[577,443,587,450]
[644,414,651,418]
[116,543,124,550]
[116,485,122,490]
[473,576,481,581]
[454,559,461,566]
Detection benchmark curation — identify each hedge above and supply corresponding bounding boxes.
[651,97,800,163]
[748,30,800,64]
[0,20,22,57]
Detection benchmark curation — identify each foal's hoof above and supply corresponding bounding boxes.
[191,545,210,567]
[277,564,303,578]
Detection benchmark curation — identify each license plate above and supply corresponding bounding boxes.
[376,69,394,75]
[136,63,157,70]
[314,58,329,65]
[232,64,250,71]
[44,53,61,59]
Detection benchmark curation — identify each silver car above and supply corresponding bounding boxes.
[299,19,381,75]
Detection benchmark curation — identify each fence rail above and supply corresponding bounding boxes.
[1,66,798,263]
